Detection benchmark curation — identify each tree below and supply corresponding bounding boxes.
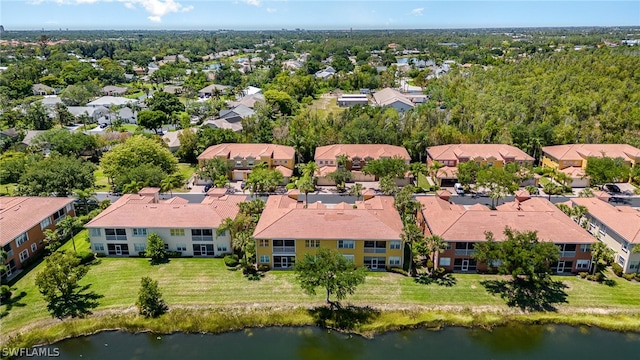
[160,174,184,197]
[35,252,98,318]
[73,188,97,215]
[32,129,98,157]
[264,89,297,116]
[137,109,167,134]
[122,180,144,194]
[394,185,420,224]
[401,223,424,276]
[428,161,444,182]
[476,166,520,207]
[409,162,427,182]
[18,155,96,196]
[578,187,595,198]
[456,161,482,188]
[425,234,447,275]
[542,181,562,201]
[632,245,640,275]
[0,249,8,277]
[294,247,366,306]
[296,175,315,207]
[146,233,167,265]
[26,102,53,130]
[362,157,408,179]
[146,91,185,120]
[590,241,614,275]
[245,163,284,194]
[349,183,364,202]
[474,228,559,283]
[58,216,82,252]
[585,156,631,188]
[60,84,92,106]
[326,169,353,192]
[198,157,231,183]
[136,276,167,318]
[379,175,399,195]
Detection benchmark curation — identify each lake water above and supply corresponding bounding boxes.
[27,325,640,359]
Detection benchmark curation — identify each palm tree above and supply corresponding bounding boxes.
[57,216,81,253]
[425,235,446,275]
[428,161,444,183]
[298,161,319,182]
[591,241,614,275]
[401,223,424,276]
[160,174,184,197]
[0,249,8,277]
[336,154,349,171]
[542,182,561,201]
[73,188,97,215]
[409,162,428,182]
[555,203,572,216]
[297,176,315,208]
[122,180,144,194]
[525,185,539,195]
[555,172,571,191]
[349,183,364,202]
[571,205,588,224]
[578,188,595,198]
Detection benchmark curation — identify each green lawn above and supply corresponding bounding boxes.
[94,167,110,191]
[57,230,92,253]
[2,255,639,335]
[417,173,431,189]
[121,124,139,132]
[310,95,344,117]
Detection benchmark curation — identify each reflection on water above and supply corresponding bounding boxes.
[27,325,640,360]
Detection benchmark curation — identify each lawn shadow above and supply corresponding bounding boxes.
[308,304,381,330]
[47,284,103,319]
[480,278,568,312]
[414,273,457,287]
[0,290,27,318]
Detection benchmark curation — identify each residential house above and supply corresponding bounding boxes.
[163,85,183,95]
[1,197,75,279]
[18,130,46,149]
[372,88,415,112]
[201,117,243,133]
[426,144,535,186]
[0,128,20,142]
[220,104,255,122]
[241,86,262,97]
[227,93,265,109]
[198,84,231,98]
[314,144,411,184]
[67,106,110,123]
[87,96,138,108]
[417,192,593,273]
[40,96,63,108]
[541,144,640,187]
[32,83,56,96]
[102,85,128,96]
[314,66,336,79]
[85,188,246,257]
[571,197,640,273]
[162,129,193,153]
[336,94,369,107]
[254,194,403,270]
[197,143,295,181]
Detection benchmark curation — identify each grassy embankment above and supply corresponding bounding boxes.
[93,163,197,193]
[2,232,639,348]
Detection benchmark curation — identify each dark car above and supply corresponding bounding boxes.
[203,183,212,192]
[604,184,621,193]
[99,123,108,129]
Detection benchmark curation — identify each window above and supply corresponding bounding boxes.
[31,243,37,253]
[19,249,29,262]
[439,257,451,266]
[105,228,127,241]
[89,228,101,237]
[389,241,401,250]
[53,208,66,223]
[235,160,242,167]
[342,254,355,262]
[621,242,629,253]
[176,244,187,252]
[191,229,213,241]
[134,243,146,252]
[217,245,228,252]
[630,262,639,270]
[598,225,607,237]
[94,243,105,252]
[132,228,148,237]
[66,203,73,212]
[443,242,452,250]
[338,240,355,249]
[576,259,590,270]
[260,255,270,263]
[170,228,185,236]
[352,160,361,168]
[15,233,28,247]
[259,239,269,247]
[305,240,320,248]
[40,217,51,230]
[388,256,401,266]
[580,244,591,252]
[247,160,254,167]
[618,255,626,266]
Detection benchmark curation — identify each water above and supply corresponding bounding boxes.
[28,325,640,360]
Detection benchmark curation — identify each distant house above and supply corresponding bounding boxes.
[241,86,262,97]
[1,197,76,279]
[197,143,295,181]
[102,85,128,96]
[198,84,231,98]
[67,106,110,123]
[40,96,63,108]
[32,83,56,96]
[163,85,183,95]
[314,66,336,79]
[162,129,193,152]
[227,93,265,109]
[87,96,137,108]
[201,117,243,133]
[220,104,255,121]
[19,130,46,149]
[372,88,415,112]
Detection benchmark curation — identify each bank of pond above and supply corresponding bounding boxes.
[23,324,640,360]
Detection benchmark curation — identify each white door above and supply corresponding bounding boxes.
[115,245,122,256]
[371,258,379,270]
[281,257,288,268]
[233,171,244,181]
[557,261,565,273]
[461,259,469,272]
[200,245,207,256]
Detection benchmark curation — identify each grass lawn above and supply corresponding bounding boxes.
[121,124,139,132]
[94,167,110,191]
[310,95,345,117]
[57,229,92,254]
[2,256,639,336]
[174,163,197,192]
[417,173,432,189]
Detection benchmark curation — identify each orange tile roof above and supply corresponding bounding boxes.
[542,144,640,162]
[197,143,295,161]
[253,195,402,240]
[86,194,247,229]
[0,197,74,246]
[571,198,640,244]
[275,165,293,177]
[418,196,593,244]
[427,144,534,162]
[559,166,585,178]
[314,144,410,162]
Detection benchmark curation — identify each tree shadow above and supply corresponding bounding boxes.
[308,305,381,330]
[48,284,103,319]
[414,273,457,287]
[0,290,27,318]
[149,257,170,266]
[480,278,568,312]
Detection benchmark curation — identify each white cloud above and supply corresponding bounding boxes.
[266,7,276,13]
[124,2,135,9]
[242,0,261,6]
[28,0,193,22]
[411,7,424,16]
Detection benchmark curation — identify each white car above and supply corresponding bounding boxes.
[454,183,465,195]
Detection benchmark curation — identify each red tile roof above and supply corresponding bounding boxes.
[427,144,534,162]
[314,144,410,162]
[0,197,74,246]
[542,144,640,162]
[197,143,295,161]
[571,198,640,244]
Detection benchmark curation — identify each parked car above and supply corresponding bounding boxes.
[603,183,621,194]
[454,183,465,195]
[203,183,212,192]
[240,181,247,189]
[99,123,108,129]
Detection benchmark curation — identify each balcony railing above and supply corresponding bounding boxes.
[272,246,295,254]
[560,251,576,258]
[364,248,386,254]
[455,249,477,256]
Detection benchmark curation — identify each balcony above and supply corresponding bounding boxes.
[272,246,295,254]
[560,251,576,258]
[364,247,386,254]
[455,249,477,256]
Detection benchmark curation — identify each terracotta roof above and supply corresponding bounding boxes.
[317,165,337,176]
[197,143,295,161]
[275,165,293,177]
[253,195,402,240]
[418,196,593,243]
[86,194,247,229]
[0,197,74,246]
[314,144,410,162]
[559,166,586,178]
[571,198,640,244]
[427,144,534,162]
[542,144,640,162]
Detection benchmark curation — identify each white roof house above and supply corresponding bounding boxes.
[87,96,137,108]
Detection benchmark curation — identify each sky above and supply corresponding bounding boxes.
[1,1,638,31]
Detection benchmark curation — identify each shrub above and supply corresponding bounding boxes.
[166,251,182,258]
[0,285,11,301]
[257,264,270,272]
[635,273,640,281]
[387,267,409,276]
[579,272,588,279]
[95,252,107,258]
[612,263,624,277]
[76,251,95,265]
[224,254,239,267]
[622,273,635,281]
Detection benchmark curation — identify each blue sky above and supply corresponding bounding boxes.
[1,1,638,30]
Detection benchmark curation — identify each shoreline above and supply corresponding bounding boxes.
[3,305,640,349]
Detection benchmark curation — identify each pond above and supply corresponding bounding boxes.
[27,325,640,360]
